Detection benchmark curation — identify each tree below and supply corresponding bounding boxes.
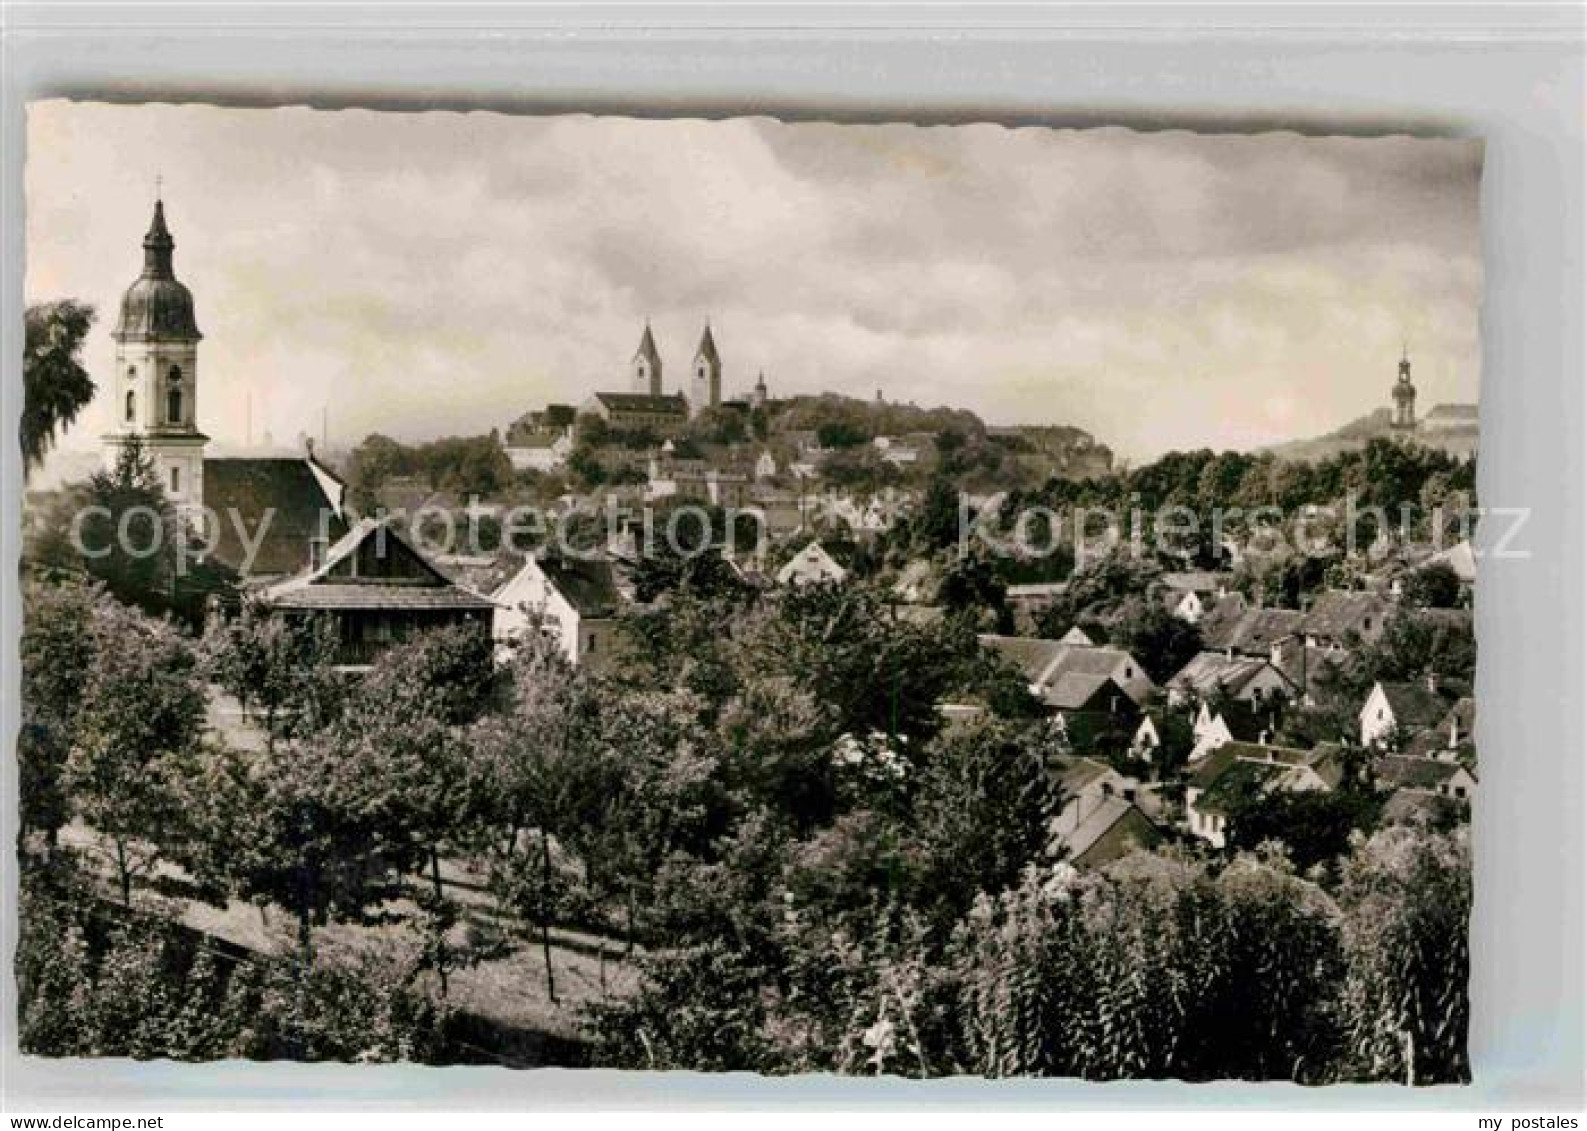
[913,475,961,552]
[22,300,96,476]
[196,728,419,961]
[72,437,183,615]
[343,433,412,513]
[1337,826,1471,1084]
[358,620,498,730]
[62,599,206,903]
[202,603,344,751]
[1224,788,1384,875]
[1108,596,1203,684]
[472,677,584,1001]
[907,720,1061,934]
[18,581,98,844]
[1403,562,1463,609]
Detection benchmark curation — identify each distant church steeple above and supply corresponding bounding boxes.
[689,320,721,417]
[1391,344,1417,434]
[632,321,663,395]
[105,195,208,510]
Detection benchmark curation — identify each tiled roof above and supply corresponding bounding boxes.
[261,516,494,613]
[1168,651,1291,698]
[1188,740,1317,791]
[1160,571,1227,593]
[1051,795,1151,861]
[1304,591,1392,639]
[203,456,347,578]
[1198,595,1305,655]
[1378,680,1452,730]
[590,392,689,415]
[1046,671,1119,711]
[537,553,623,618]
[1195,759,1292,816]
[978,634,1154,706]
[1053,755,1116,797]
[262,584,495,611]
[1375,754,1474,790]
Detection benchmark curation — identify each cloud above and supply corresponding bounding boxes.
[26,101,1482,461]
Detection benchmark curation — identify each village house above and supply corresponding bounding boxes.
[492,550,626,667]
[503,424,573,472]
[1049,792,1161,870]
[1406,696,1477,760]
[256,516,496,668]
[1197,594,1306,655]
[1165,650,1297,708]
[1187,699,1283,763]
[1004,581,1070,632]
[646,453,752,509]
[1359,677,1456,748]
[1156,571,1231,624]
[979,635,1156,716]
[1374,753,1478,804]
[1130,710,1170,761]
[775,541,853,586]
[1185,741,1345,848]
[1303,590,1395,651]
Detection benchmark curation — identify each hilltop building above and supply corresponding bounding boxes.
[570,321,763,436]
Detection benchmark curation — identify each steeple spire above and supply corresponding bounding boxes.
[632,320,663,394]
[142,198,175,280]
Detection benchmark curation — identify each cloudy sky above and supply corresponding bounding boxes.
[27,100,1482,463]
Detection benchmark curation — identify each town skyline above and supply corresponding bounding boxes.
[26,100,1482,465]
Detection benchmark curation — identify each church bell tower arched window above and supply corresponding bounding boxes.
[125,389,136,423]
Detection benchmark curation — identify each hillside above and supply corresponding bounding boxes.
[1265,405,1478,463]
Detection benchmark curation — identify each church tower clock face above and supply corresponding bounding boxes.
[104,198,209,511]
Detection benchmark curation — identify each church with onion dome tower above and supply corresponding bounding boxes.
[103,198,353,580]
[103,197,208,510]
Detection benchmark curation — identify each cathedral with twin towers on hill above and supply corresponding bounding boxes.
[580,319,769,433]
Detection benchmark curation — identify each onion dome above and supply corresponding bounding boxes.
[113,200,201,342]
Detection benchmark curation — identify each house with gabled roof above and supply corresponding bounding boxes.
[1406,696,1477,761]
[1374,753,1477,803]
[1184,741,1344,847]
[1198,594,1307,658]
[979,634,1156,712]
[1166,650,1297,708]
[257,516,495,667]
[1156,571,1231,624]
[1188,699,1282,762]
[1359,678,1456,748]
[200,449,350,582]
[493,549,626,667]
[776,541,852,587]
[1303,590,1394,650]
[1049,793,1161,870]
